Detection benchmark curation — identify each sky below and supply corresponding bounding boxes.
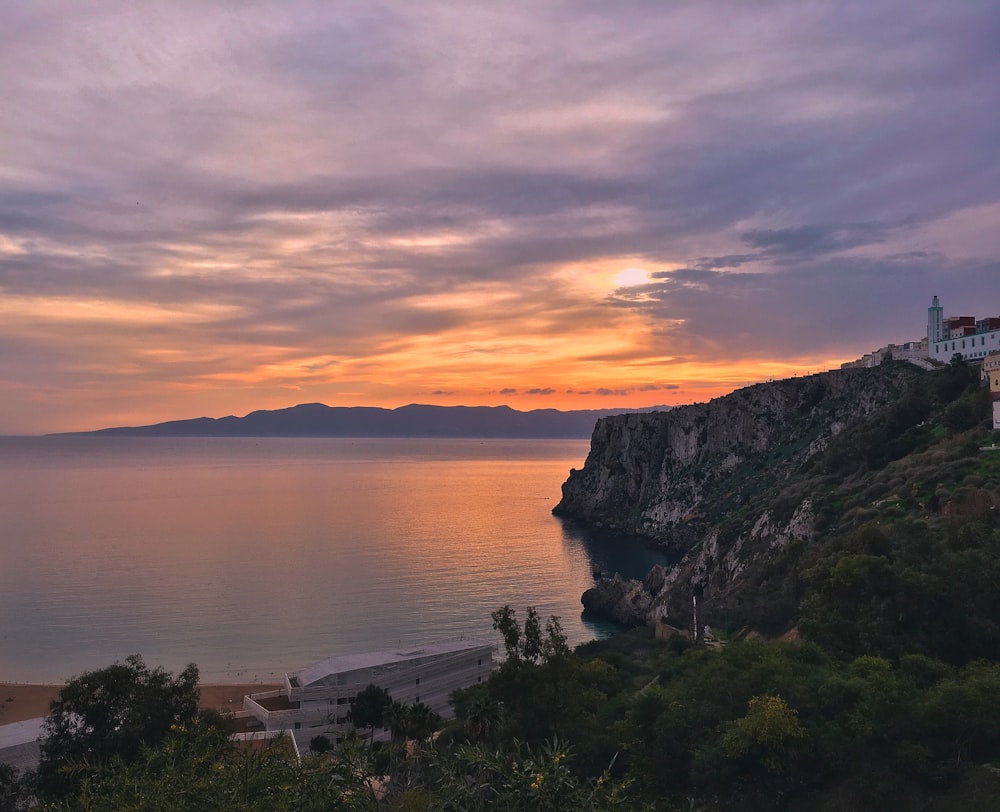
[2,2,1000,434]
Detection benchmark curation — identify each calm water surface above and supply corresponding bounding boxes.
[0,437,667,683]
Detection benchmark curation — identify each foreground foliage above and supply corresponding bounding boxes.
[19,630,999,811]
[37,654,200,802]
[28,720,632,811]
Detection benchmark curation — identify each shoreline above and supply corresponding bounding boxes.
[0,682,283,726]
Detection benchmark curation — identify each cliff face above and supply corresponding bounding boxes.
[555,366,922,626]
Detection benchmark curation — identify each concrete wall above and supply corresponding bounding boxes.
[930,329,1000,362]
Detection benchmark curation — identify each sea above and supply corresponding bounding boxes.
[0,436,668,684]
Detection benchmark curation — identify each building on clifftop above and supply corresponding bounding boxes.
[927,296,1000,363]
[844,296,1000,370]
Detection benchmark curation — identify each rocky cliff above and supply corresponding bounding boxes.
[554,365,925,629]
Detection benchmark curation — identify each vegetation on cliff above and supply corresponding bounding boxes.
[564,361,999,641]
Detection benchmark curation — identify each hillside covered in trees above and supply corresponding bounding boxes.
[564,362,999,643]
[4,361,999,810]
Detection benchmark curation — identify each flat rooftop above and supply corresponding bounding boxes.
[293,638,493,689]
[254,695,300,712]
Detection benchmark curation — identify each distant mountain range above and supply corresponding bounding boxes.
[63,403,672,439]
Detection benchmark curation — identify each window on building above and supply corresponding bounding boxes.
[294,722,301,730]
[415,695,420,703]
[415,677,420,686]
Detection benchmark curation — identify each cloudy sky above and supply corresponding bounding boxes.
[2,1,999,434]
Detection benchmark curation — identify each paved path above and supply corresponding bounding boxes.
[0,717,44,749]
[0,717,45,771]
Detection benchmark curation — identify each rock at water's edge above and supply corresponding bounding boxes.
[581,574,653,626]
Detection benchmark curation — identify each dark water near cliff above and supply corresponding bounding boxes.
[0,436,667,683]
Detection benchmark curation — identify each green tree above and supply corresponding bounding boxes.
[453,685,504,743]
[0,763,28,812]
[491,605,569,669]
[923,661,1000,767]
[405,702,441,743]
[309,734,333,754]
[38,654,199,800]
[543,616,571,662]
[423,738,642,810]
[522,606,544,664]
[69,714,382,811]
[722,694,808,774]
[384,700,410,745]
[491,605,522,664]
[349,684,392,748]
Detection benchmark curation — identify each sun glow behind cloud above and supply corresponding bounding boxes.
[613,267,651,288]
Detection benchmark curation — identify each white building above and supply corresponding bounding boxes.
[845,297,999,371]
[243,639,493,748]
[987,351,1000,430]
[841,340,929,370]
[926,296,1000,363]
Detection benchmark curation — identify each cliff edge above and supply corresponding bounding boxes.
[554,364,935,629]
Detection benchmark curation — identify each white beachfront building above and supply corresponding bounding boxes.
[243,639,493,748]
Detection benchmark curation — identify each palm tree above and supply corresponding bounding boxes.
[405,702,441,744]
[383,700,410,787]
[384,700,409,745]
[465,693,503,743]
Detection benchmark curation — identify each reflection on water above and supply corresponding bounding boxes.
[0,437,666,683]
[558,518,676,636]
[558,518,677,581]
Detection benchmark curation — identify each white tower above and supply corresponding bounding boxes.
[928,295,944,345]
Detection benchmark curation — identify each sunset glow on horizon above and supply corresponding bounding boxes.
[2,2,999,434]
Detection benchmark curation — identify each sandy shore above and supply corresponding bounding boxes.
[0,683,282,726]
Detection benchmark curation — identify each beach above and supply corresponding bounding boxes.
[0,683,282,725]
